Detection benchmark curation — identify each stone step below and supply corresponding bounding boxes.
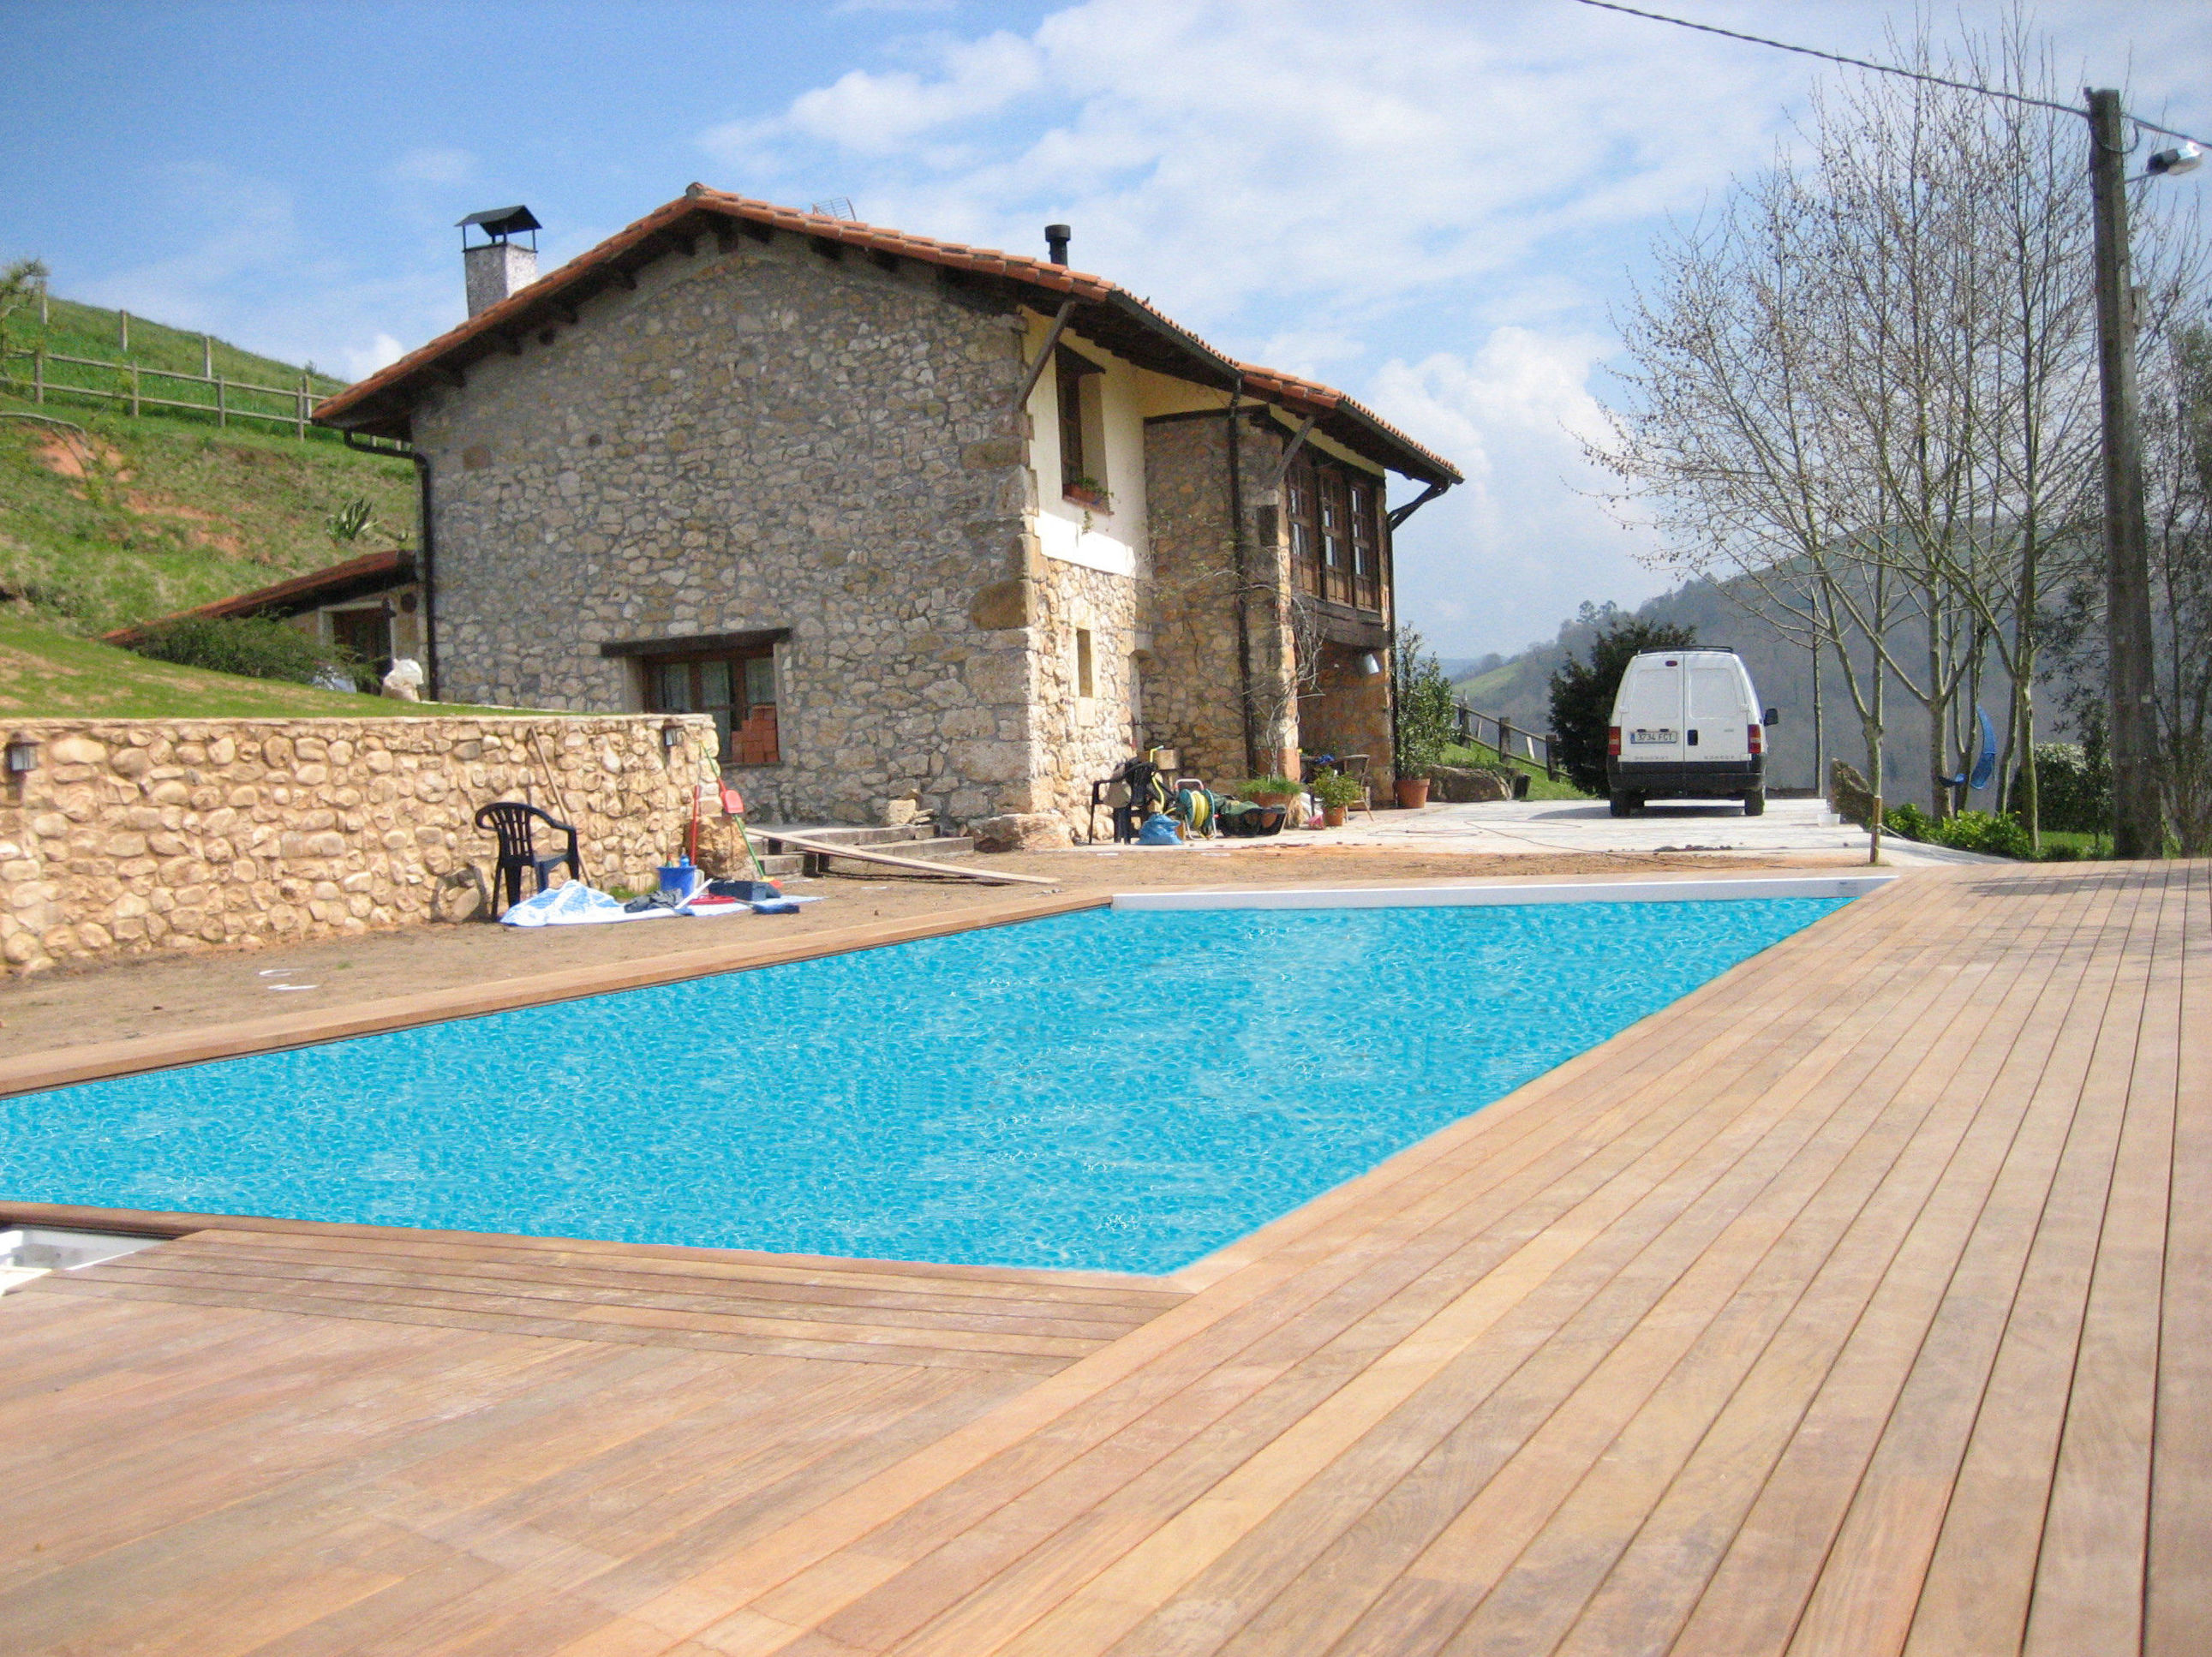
[806,835,977,874]
[756,822,941,852]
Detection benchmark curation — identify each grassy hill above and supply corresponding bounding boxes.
[0,291,441,718]
[1,293,352,428]
[0,613,500,720]
[0,290,415,639]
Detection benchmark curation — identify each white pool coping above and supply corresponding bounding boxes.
[1109,875,1895,912]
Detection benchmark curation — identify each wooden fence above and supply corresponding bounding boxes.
[1453,701,1559,780]
[0,344,329,438]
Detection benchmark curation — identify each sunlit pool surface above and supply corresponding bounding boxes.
[1,897,1850,1274]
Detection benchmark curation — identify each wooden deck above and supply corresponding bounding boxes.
[0,861,2202,1655]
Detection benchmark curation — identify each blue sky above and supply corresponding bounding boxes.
[6,0,2209,655]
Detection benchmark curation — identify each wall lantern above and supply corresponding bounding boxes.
[4,735,38,775]
[660,722,686,751]
[1355,652,1384,678]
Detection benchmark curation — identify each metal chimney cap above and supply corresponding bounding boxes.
[456,206,541,239]
[1044,224,1072,265]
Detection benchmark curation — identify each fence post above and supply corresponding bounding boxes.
[1544,735,1558,781]
[130,363,140,419]
[38,284,47,326]
[1497,717,1513,766]
[296,372,307,439]
[33,346,43,405]
[202,335,212,379]
[216,374,225,428]
[119,310,129,353]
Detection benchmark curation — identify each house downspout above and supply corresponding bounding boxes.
[1225,378,1259,777]
[1382,480,1446,786]
[346,429,438,703]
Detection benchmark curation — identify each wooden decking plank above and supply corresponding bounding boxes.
[1484,869,2129,1657]
[168,1228,1187,1313]
[1403,864,2106,1657]
[0,1332,652,1648]
[838,880,2016,1657]
[1895,865,2182,1657]
[1186,870,2076,1657]
[103,1243,1151,1344]
[312,1368,1006,1657]
[1545,868,2135,1657]
[2147,858,2212,1657]
[57,1258,1109,1359]
[160,1233,1172,1326]
[1742,867,2164,1656]
[2021,863,2185,1656]
[25,1275,1078,1375]
[1663,867,2158,1657]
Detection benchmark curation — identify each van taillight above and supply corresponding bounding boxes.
[1607,726,1622,757]
[1748,723,1763,755]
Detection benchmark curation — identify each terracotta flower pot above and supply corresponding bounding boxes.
[1394,777,1432,809]
[1322,805,1348,828]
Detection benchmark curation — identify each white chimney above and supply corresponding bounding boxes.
[457,206,541,317]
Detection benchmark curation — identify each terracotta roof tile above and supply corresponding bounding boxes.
[314,188,1459,486]
[102,549,415,646]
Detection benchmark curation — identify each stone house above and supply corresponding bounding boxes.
[312,188,1460,828]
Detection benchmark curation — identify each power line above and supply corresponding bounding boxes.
[1575,0,2211,149]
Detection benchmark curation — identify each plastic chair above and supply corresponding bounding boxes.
[475,801,581,913]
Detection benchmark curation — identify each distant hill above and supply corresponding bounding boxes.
[1446,577,2065,807]
[0,293,415,641]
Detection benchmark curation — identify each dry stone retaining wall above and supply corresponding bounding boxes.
[0,715,717,975]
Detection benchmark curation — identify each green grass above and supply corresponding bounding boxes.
[0,293,353,436]
[0,386,415,637]
[0,612,510,721]
[1438,739,1591,800]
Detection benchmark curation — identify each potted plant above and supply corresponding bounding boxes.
[1064,474,1112,511]
[1309,769,1363,828]
[1233,775,1304,809]
[1390,625,1458,809]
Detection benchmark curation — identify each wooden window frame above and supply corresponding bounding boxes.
[1055,346,1108,507]
[1288,452,1387,615]
[640,644,780,765]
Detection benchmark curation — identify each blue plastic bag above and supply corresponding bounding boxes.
[1137,812,1183,846]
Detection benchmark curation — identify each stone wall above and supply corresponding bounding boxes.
[0,715,717,975]
[1139,411,1300,787]
[410,226,1039,829]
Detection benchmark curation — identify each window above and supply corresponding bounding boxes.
[643,646,779,764]
[1288,452,1387,614]
[1055,346,1107,505]
[1075,627,1096,698]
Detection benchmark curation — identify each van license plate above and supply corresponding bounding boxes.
[1629,728,1677,745]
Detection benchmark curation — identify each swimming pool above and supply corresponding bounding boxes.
[1,893,1854,1275]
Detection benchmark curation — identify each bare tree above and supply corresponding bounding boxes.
[1589,14,2202,834]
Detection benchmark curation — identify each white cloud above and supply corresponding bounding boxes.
[1374,326,1666,651]
[390,147,477,187]
[343,332,407,379]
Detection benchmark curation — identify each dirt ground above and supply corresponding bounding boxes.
[0,843,1850,1058]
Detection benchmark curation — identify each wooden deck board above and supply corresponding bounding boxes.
[0,864,2198,1657]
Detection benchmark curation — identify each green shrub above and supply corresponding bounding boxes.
[2015,742,2110,834]
[130,614,355,685]
[1309,769,1366,808]
[1882,802,2036,859]
[1390,625,1457,777]
[1228,775,1303,799]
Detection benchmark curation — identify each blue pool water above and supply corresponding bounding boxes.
[1,897,1848,1274]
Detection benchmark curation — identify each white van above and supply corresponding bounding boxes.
[1605,649,1777,817]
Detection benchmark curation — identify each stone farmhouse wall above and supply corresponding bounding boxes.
[0,715,716,976]
[1139,411,1301,787]
[411,228,1043,828]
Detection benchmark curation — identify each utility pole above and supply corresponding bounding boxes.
[2087,88,2163,858]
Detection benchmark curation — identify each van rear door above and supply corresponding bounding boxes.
[1616,655,1686,762]
[1687,656,1750,759]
